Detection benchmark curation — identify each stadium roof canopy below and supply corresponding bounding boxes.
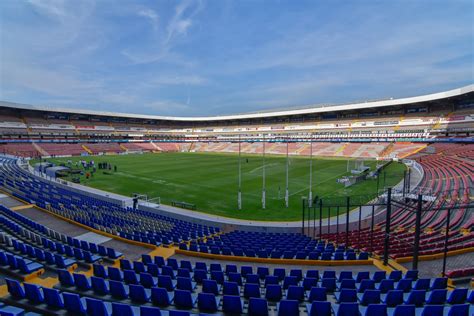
[1,84,473,122]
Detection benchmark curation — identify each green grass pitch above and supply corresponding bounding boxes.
[36,152,406,221]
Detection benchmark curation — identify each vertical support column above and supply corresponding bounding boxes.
[358,205,362,246]
[442,208,451,277]
[407,168,412,193]
[402,170,407,197]
[319,199,323,241]
[302,198,305,235]
[262,135,266,209]
[383,188,392,265]
[376,173,380,195]
[413,194,423,270]
[285,141,289,208]
[345,197,350,248]
[370,204,375,252]
[313,205,316,239]
[307,202,311,236]
[238,136,242,210]
[327,206,331,235]
[336,206,340,244]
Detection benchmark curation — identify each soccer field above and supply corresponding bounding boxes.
[36,152,406,221]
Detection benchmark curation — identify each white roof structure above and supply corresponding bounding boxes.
[1,84,473,122]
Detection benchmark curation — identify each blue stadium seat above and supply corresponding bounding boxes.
[248,297,269,316]
[161,266,175,278]
[426,289,447,305]
[357,279,375,293]
[202,279,220,295]
[6,279,25,299]
[446,304,470,316]
[372,271,387,283]
[274,268,286,281]
[360,303,387,316]
[356,271,370,283]
[286,285,305,301]
[283,276,298,289]
[108,267,123,281]
[109,280,129,300]
[404,290,425,307]
[140,306,163,316]
[158,275,176,291]
[395,279,412,293]
[378,279,394,293]
[225,264,238,275]
[388,271,402,281]
[404,270,418,280]
[387,304,415,316]
[124,270,139,285]
[211,270,224,284]
[306,270,319,280]
[177,277,196,291]
[413,278,430,290]
[265,276,279,287]
[307,286,327,302]
[447,288,468,305]
[332,302,360,316]
[257,267,270,279]
[228,272,243,285]
[91,276,109,296]
[246,274,260,285]
[129,284,150,303]
[147,264,160,277]
[338,271,353,282]
[111,303,137,316]
[223,281,240,296]
[381,290,403,307]
[244,283,261,299]
[177,268,191,279]
[306,301,331,316]
[222,295,243,314]
[174,289,197,309]
[323,271,336,279]
[58,269,75,287]
[430,278,447,290]
[43,287,64,309]
[193,269,207,284]
[151,287,173,307]
[73,273,91,291]
[24,283,44,304]
[140,272,157,288]
[85,297,111,316]
[278,299,299,316]
[290,269,303,282]
[197,292,220,313]
[133,261,146,274]
[63,292,87,315]
[418,304,444,316]
[302,277,318,291]
[321,278,337,292]
[335,289,358,303]
[93,264,108,278]
[265,284,282,302]
[358,289,381,306]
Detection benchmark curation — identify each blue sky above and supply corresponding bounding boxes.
[0,0,472,116]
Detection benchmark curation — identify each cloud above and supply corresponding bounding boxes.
[138,8,159,31]
[27,0,67,19]
[122,0,203,65]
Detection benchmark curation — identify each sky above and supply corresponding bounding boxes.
[0,0,473,117]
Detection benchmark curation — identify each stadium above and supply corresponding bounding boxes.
[0,2,473,316]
